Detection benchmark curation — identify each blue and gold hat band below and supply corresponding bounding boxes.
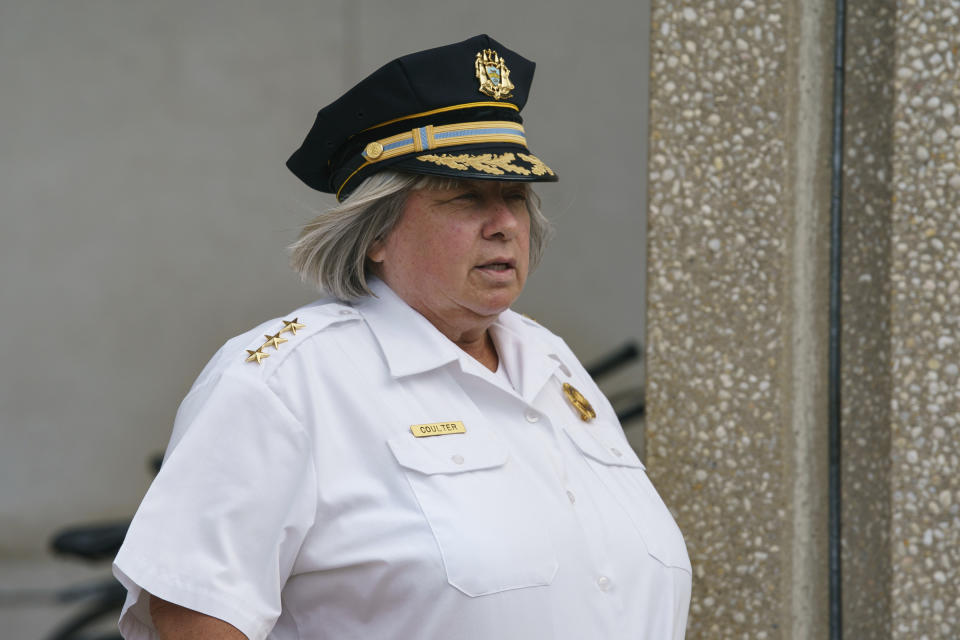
[361,121,526,163]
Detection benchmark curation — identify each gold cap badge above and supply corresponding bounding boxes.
[475,49,514,100]
[563,383,597,422]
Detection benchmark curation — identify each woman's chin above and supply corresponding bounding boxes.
[466,292,522,318]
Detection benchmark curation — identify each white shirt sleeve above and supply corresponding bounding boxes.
[113,370,317,640]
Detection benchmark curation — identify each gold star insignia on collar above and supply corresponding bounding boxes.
[563,383,597,422]
[245,348,270,364]
[263,333,288,350]
[280,318,306,335]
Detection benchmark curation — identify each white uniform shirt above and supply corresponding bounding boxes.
[114,279,691,639]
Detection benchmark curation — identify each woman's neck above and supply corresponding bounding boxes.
[453,329,499,372]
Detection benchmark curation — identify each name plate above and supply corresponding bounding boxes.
[410,421,466,438]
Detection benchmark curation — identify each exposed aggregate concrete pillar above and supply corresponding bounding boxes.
[885,1,960,636]
[646,0,960,638]
[646,1,834,637]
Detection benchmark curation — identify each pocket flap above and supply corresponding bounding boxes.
[387,431,509,475]
[565,426,690,573]
[563,424,644,469]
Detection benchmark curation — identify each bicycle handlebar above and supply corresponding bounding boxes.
[50,522,129,562]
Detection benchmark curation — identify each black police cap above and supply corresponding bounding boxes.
[287,34,558,201]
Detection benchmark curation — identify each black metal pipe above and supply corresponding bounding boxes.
[828,0,847,637]
[585,341,641,381]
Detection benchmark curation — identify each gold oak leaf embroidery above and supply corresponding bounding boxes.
[517,153,555,176]
[416,153,531,176]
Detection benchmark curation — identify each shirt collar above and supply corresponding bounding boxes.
[490,312,564,403]
[356,278,462,378]
[357,278,566,401]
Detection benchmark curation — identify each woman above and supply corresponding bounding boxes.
[114,34,691,639]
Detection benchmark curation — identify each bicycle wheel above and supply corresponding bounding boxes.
[45,583,125,640]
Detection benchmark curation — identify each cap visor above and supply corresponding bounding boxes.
[391,148,558,183]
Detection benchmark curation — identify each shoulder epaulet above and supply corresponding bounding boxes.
[239,301,361,370]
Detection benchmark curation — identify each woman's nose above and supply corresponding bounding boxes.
[482,197,522,238]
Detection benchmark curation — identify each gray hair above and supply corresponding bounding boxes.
[289,171,553,300]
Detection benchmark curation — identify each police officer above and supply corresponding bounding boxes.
[114,34,691,640]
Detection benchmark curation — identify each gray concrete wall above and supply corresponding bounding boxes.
[1,1,651,635]
[0,0,650,558]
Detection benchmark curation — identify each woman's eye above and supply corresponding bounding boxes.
[454,192,480,202]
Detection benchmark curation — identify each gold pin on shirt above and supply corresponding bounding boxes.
[245,348,269,364]
[280,318,306,335]
[563,383,596,422]
[244,319,306,364]
[262,333,288,350]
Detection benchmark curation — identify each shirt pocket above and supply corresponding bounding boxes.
[387,429,559,596]
[563,424,692,574]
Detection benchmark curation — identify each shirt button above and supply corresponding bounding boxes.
[597,576,611,591]
[566,490,576,505]
[339,309,353,315]
[611,448,623,457]
[451,454,465,465]
[524,410,540,423]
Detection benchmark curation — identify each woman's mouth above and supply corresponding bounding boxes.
[475,259,518,279]
[476,258,516,270]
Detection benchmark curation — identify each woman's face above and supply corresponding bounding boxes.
[368,179,531,332]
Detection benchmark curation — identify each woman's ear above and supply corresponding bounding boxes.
[367,238,386,264]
